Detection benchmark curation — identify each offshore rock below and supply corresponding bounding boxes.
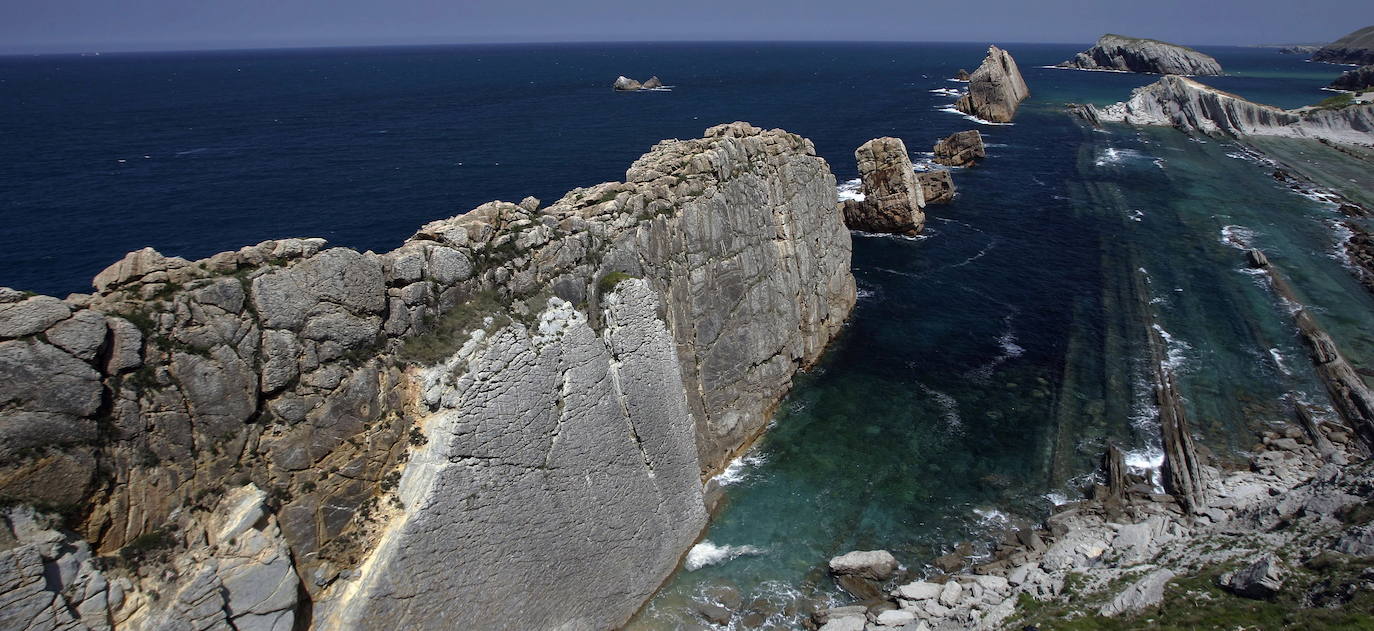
[916,170,955,205]
[844,137,925,234]
[0,122,855,631]
[1090,75,1374,145]
[1330,65,1374,91]
[1312,25,1374,66]
[642,76,663,89]
[932,130,986,167]
[613,75,642,91]
[955,46,1030,123]
[953,69,970,82]
[1057,34,1223,75]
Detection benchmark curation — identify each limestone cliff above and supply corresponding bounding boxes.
[955,46,1030,124]
[1089,75,1374,144]
[0,122,855,630]
[1312,25,1374,66]
[1057,34,1223,76]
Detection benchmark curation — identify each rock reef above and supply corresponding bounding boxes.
[0,122,855,630]
[1088,75,1374,145]
[1312,25,1374,66]
[1057,34,1223,76]
[955,46,1030,124]
[842,137,926,235]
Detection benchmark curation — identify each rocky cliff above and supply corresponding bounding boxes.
[1057,34,1223,76]
[1331,65,1374,91]
[1312,25,1374,65]
[1089,75,1374,144]
[0,122,856,630]
[955,46,1030,124]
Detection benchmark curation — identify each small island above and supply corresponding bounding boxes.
[613,75,664,91]
[1057,34,1223,76]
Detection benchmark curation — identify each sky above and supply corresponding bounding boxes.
[0,0,1368,54]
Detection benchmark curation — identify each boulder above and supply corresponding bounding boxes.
[876,609,917,627]
[932,130,986,167]
[92,246,191,293]
[916,170,955,205]
[893,581,942,600]
[613,75,643,91]
[955,46,1030,123]
[692,600,732,625]
[844,138,925,235]
[642,76,663,89]
[1220,555,1285,599]
[829,549,900,581]
[1099,568,1175,616]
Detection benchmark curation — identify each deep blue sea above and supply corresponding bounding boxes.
[0,42,1364,630]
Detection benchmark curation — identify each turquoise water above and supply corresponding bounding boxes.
[632,49,1367,631]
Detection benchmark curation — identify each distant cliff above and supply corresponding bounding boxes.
[0,122,856,631]
[1088,75,1374,144]
[955,45,1030,123]
[1058,34,1223,75]
[1312,25,1374,65]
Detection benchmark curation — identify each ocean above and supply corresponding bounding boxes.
[0,42,1362,630]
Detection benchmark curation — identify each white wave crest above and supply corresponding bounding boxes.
[685,540,764,571]
[1153,324,1191,374]
[837,178,865,202]
[1219,225,1256,250]
[712,452,766,487]
[937,106,1014,126]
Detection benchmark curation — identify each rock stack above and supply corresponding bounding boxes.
[955,46,1030,123]
[842,137,926,235]
[613,75,665,91]
[932,130,986,167]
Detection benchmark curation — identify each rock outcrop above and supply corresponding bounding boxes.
[842,137,926,235]
[1089,75,1374,144]
[955,46,1030,123]
[614,76,665,91]
[933,130,986,167]
[0,122,856,630]
[1057,34,1223,75]
[1312,25,1374,65]
[1331,65,1374,91]
[642,76,663,89]
[917,170,956,205]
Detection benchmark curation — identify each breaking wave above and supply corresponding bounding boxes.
[685,541,764,571]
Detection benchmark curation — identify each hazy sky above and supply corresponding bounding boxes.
[1,0,1368,54]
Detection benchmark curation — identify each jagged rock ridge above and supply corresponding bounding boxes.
[1088,75,1374,144]
[955,46,1030,123]
[1057,34,1223,75]
[1312,25,1374,65]
[0,122,856,630]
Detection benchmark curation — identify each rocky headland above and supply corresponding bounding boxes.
[1056,34,1223,76]
[0,122,856,631]
[955,46,1030,124]
[1084,75,1374,145]
[1312,25,1374,66]
[1331,66,1374,92]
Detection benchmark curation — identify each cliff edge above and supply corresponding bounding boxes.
[1057,34,1223,76]
[0,122,856,630]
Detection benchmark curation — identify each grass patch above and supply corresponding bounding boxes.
[398,291,507,365]
[1315,92,1355,110]
[597,272,636,295]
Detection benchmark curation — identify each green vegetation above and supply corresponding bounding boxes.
[597,271,636,294]
[1315,92,1355,110]
[398,290,507,365]
[119,527,178,566]
[1013,557,1374,631]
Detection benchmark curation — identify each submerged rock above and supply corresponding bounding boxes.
[843,138,926,235]
[955,46,1030,123]
[932,130,985,167]
[1057,34,1223,75]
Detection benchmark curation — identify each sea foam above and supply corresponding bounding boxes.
[684,540,764,571]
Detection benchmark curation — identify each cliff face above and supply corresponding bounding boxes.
[1091,75,1374,144]
[1057,34,1223,76]
[1312,25,1374,65]
[955,46,1030,123]
[1331,65,1374,91]
[0,122,855,630]
[842,137,926,235]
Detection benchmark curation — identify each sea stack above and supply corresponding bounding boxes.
[917,170,956,204]
[1057,34,1223,75]
[933,130,986,167]
[1312,25,1374,65]
[613,75,643,91]
[842,137,926,235]
[955,46,1030,123]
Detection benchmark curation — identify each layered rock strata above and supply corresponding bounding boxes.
[1057,34,1223,75]
[0,122,856,630]
[955,46,1030,124]
[1312,25,1374,65]
[1090,75,1374,145]
[933,130,986,167]
[841,137,926,235]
